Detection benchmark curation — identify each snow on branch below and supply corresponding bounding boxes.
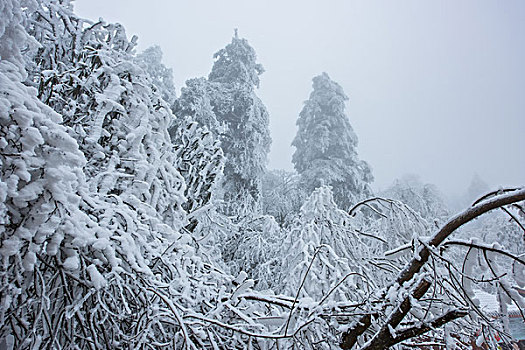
[340,187,525,349]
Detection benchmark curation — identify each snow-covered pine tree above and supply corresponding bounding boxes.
[292,72,373,211]
[134,45,177,109]
[207,31,271,216]
[175,32,271,217]
[173,77,221,136]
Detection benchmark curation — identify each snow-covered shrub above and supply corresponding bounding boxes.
[171,118,224,231]
[1,1,245,348]
[225,215,282,291]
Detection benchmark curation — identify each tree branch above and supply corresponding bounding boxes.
[391,309,468,345]
[340,187,525,349]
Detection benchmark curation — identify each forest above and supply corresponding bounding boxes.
[1,0,524,349]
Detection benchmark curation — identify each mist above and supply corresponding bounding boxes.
[76,0,525,197]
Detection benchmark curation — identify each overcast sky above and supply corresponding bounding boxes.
[75,0,524,196]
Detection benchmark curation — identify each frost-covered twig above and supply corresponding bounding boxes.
[284,245,328,335]
[443,240,525,266]
[340,187,525,349]
[147,288,192,350]
[185,313,316,340]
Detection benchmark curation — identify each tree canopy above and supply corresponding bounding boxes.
[292,72,373,210]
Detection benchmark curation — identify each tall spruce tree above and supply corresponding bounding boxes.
[134,45,177,109]
[209,31,271,215]
[176,31,271,216]
[292,72,373,210]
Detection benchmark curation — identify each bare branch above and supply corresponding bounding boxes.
[399,188,525,286]
[348,197,392,217]
[471,188,521,206]
[443,240,525,266]
[501,206,525,233]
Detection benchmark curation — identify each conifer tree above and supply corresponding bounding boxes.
[383,175,449,224]
[173,77,220,135]
[176,32,271,216]
[292,72,373,210]
[134,45,177,108]
[209,32,271,215]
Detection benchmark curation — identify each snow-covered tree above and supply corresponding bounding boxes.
[172,76,222,141]
[175,33,271,216]
[277,186,367,300]
[223,215,282,290]
[465,173,490,205]
[3,2,525,349]
[208,32,271,216]
[1,2,159,347]
[22,0,80,90]
[23,4,186,224]
[134,45,177,108]
[1,2,263,348]
[259,186,382,348]
[340,188,525,349]
[0,3,94,344]
[292,72,373,211]
[171,118,224,231]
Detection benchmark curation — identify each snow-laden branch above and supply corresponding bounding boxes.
[340,187,525,349]
[398,188,525,286]
[390,309,468,344]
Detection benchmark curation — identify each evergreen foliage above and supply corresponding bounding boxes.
[175,33,271,216]
[292,73,373,210]
[134,45,177,109]
[382,174,449,224]
[208,33,271,215]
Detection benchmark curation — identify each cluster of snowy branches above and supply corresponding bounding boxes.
[1,1,524,349]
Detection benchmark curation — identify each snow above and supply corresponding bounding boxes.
[63,255,80,270]
[1,1,523,348]
[87,264,107,290]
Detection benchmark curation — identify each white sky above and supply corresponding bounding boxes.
[75,0,525,196]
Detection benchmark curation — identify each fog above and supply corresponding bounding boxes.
[76,0,525,197]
